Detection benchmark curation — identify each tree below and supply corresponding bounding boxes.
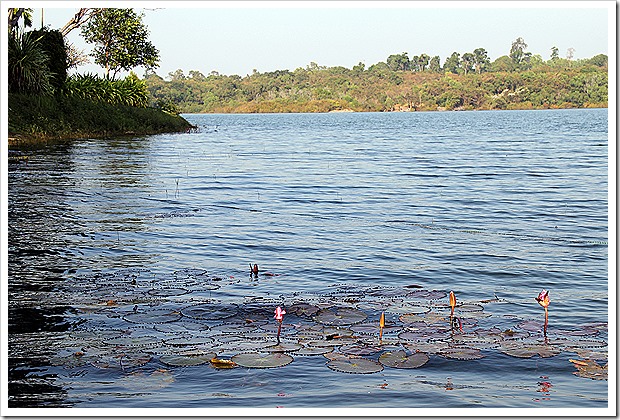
[510,37,531,71]
[417,54,430,71]
[587,54,608,67]
[60,8,99,36]
[8,8,33,33]
[491,55,513,72]
[550,46,559,61]
[81,8,160,79]
[461,52,474,75]
[443,52,460,74]
[473,48,490,74]
[168,69,186,81]
[386,52,410,71]
[352,61,365,74]
[429,56,441,73]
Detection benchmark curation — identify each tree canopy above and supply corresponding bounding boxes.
[81,8,159,80]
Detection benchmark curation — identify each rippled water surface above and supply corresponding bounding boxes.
[7,109,609,411]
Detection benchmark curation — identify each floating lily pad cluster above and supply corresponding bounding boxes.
[9,268,608,381]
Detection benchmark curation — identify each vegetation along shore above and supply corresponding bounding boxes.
[7,8,608,144]
[7,8,193,145]
[148,50,607,114]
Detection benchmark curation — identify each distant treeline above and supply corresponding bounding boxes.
[144,50,608,113]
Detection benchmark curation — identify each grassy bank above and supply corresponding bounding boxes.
[8,93,194,146]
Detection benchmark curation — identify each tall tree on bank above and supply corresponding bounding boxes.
[81,8,160,80]
[510,37,531,71]
[473,48,490,74]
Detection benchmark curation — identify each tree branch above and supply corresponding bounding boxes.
[60,8,99,36]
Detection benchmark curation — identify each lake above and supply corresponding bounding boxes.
[6,109,610,414]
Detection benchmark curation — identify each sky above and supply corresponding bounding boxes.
[13,1,615,79]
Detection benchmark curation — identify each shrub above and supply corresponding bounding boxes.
[63,73,149,107]
[29,28,67,92]
[8,30,53,95]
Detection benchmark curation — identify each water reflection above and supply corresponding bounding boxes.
[8,138,158,407]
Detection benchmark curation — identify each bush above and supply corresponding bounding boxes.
[30,28,67,92]
[8,30,53,95]
[63,73,149,107]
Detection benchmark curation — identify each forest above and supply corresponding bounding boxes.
[145,45,608,114]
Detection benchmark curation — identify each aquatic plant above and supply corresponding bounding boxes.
[535,289,550,336]
[449,291,456,317]
[15,267,607,383]
[274,306,286,343]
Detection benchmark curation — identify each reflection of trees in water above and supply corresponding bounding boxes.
[7,138,155,407]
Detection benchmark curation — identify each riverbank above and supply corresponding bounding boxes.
[8,93,194,147]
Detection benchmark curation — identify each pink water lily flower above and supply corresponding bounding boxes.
[535,289,550,308]
[274,306,286,321]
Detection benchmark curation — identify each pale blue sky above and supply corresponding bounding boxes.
[26,1,612,78]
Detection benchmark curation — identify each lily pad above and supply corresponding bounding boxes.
[386,304,430,315]
[516,320,544,333]
[407,290,447,300]
[314,307,367,326]
[154,322,210,334]
[500,342,560,358]
[264,342,303,353]
[231,352,294,368]
[400,313,447,326]
[326,356,384,374]
[294,346,334,356]
[160,353,216,367]
[287,303,320,317]
[366,287,408,299]
[104,335,162,348]
[147,288,190,297]
[181,303,238,320]
[379,350,429,369]
[351,323,402,335]
[123,309,182,324]
[399,329,450,342]
[339,343,383,356]
[438,346,484,360]
[306,337,357,347]
[163,336,214,347]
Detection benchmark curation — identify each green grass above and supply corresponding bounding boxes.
[8,92,193,144]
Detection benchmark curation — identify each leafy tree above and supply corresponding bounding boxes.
[189,70,206,81]
[429,56,441,73]
[443,52,460,74]
[510,37,532,71]
[461,53,474,75]
[81,8,160,80]
[352,62,365,74]
[473,48,490,74]
[417,54,430,71]
[550,46,559,61]
[8,8,33,33]
[386,52,410,71]
[587,54,608,67]
[168,69,186,81]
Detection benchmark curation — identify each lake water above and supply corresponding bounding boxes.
[6,109,611,414]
